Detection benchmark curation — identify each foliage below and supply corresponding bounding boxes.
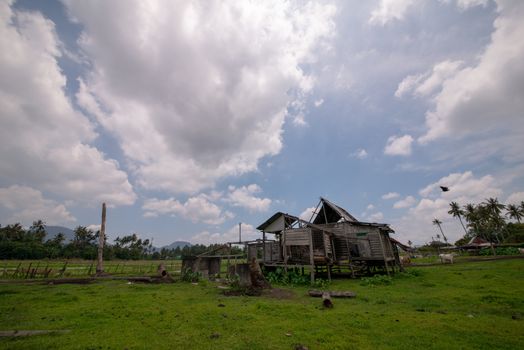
[451,198,524,245]
[264,267,329,287]
[359,274,393,286]
[479,246,520,256]
[180,268,201,283]
[0,219,243,260]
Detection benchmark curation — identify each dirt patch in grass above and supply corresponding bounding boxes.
[262,288,295,299]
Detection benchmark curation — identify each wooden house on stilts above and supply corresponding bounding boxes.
[250,197,401,281]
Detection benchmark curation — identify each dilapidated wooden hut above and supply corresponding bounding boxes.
[251,197,401,281]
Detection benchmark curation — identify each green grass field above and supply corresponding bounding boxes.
[1,259,523,349]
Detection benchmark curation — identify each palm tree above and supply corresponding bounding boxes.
[432,218,448,244]
[506,204,522,223]
[483,197,505,218]
[483,198,506,242]
[448,201,468,235]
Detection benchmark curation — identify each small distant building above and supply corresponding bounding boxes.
[459,236,492,250]
[249,197,401,281]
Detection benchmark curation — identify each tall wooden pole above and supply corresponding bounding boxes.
[96,202,106,275]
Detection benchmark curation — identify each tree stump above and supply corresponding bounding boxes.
[322,292,333,308]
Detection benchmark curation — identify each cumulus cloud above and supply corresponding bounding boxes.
[0,2,136,206]
[351,148,368,159]
[382,192,400,200]
[418,1,524,144]
[299,206,317,221]
[393,171,503,245]
[384,135,414,156]
[191,223,259,244]
[68,0,337,194]
[393,195,416,209]
[506,192,524,205]
[0,185,75,225]
[142,195,234,225]
[367,212,384,222]
[395,60,463,98]
[369,0,415,25]
[225,184,272,212]
[314,98,324,107]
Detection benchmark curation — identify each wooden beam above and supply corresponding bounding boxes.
[96,202,106,275]
[309,228,315,283]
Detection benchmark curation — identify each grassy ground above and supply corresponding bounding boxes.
[0,259,523,349]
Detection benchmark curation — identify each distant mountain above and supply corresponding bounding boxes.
[161,241,192,250]
[44,225,75,242]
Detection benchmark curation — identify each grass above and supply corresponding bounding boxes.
[0,259,523,349]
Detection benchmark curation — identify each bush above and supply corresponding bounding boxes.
[180,268,201,282]
[264,267,329,287]
[360,274,393,286]
[479,246,520,256]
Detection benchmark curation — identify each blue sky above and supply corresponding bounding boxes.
[1,0,523,246]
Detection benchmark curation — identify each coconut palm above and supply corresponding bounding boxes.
[432,218,448,244]
[483,198,505,218]
[506,204,522,223]
[448,201,468,235]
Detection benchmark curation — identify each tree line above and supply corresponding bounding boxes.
[433,198,524,246]
[0,220,242,260]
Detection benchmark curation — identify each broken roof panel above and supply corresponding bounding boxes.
[256,212,299,232]
[312,197,358,224]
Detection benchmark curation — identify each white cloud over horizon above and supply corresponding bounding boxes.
[0,2,136,207]
[142,195,234,225]
[70,0,337,194]
[0,185,75,225]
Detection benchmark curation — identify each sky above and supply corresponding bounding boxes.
[1,0,523,247]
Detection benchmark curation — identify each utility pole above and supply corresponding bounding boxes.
[239,222,242,243]
[96,202,106,275]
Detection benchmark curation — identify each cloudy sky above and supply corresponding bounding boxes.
[1,0,523,246]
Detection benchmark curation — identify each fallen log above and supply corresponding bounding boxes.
[45,278,95,285]
[308,290,357,298]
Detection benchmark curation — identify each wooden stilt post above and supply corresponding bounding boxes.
[378,232,390,276]
[96,202,106,275]
[309,228,315,283]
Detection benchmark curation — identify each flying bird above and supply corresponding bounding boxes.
[440,186,449,192]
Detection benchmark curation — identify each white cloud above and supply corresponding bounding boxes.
[299,206,317,221]
[351,148,368,159]
[455,0,489,10]
[369,0,415,25]
[0,185,75,225]
[419,1,524,145]
[393,171,503,245]
[142,195,234,225]
[314,98,324,107]
[418,171,502,200]
[395,60,463,98]
[382,192,400,200]
[68,0,337,194]
[0,2,136,206]
[366,204,375,210]
[191,223,259,244]
[225,184,271,212]
[86,224,101,233]
[393,195,416,209]
[384,134,414,156]
[506,192,524,205]
[367,212,384,222]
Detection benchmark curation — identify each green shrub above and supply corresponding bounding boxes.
[180,268,201,282]
[479,247,519,256]
[360,274,393,286]
[264,267,329,287]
